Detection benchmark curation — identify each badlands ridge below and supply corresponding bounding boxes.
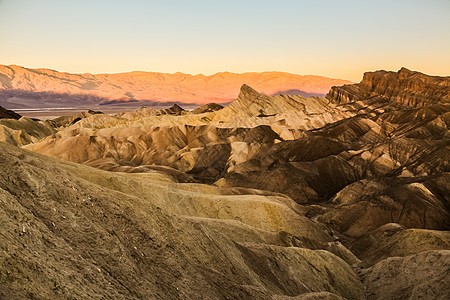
[0,67,449,299]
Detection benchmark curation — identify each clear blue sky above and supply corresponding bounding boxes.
[0,0,449,81]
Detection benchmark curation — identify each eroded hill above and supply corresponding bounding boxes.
[1,68,449,299]
[0,142,367,299]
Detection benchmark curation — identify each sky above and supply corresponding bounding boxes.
[0,0,449,82]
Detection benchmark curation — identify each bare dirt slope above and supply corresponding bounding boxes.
[0,142,365,299]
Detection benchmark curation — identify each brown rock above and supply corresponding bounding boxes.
[327,68,450,107]
[0,142,363,299]
[361,250,450,300]
[0,106,21,119]
[349,223,450,267]
[191,103,224,114]
[318,176,450,237]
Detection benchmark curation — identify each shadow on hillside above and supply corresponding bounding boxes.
[271,89,325,98]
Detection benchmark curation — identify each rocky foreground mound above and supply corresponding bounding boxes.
[2,142,448,299]
[0,142,365,299]
[1,68,449,299]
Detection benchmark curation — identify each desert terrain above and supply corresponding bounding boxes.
[0,67,449,299]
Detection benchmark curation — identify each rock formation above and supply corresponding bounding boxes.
[0,117,55,146]
[47,110,104,128]
[1,68,449,299]
[326,67,450,107]
[361,251,450,299]
[0,105,21,119]
[0,142,364,299]
[191,103,224,114]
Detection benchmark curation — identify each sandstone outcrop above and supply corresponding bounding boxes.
[327,67,450,107]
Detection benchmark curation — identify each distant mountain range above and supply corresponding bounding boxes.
[0,64,352,108]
